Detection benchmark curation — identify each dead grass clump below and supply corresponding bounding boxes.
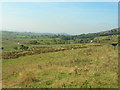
[69,58,80,64]
[19,71,40,85]
[69,66,80,75]
[37,65,42,69]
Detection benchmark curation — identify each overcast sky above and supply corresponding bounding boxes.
[1,2,118,35]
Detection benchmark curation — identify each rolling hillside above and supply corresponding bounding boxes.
[2,44,118,88]
[1,28,119,88]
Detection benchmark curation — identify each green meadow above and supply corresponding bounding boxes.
[1,30,119,88]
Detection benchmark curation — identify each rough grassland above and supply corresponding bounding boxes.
[2,44,118,88]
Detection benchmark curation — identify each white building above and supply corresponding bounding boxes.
[90,40,93,43]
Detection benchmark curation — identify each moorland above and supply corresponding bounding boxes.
[1,28,119,88]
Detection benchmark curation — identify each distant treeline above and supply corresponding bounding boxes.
[1,28,119,40]
[61,29,119,40]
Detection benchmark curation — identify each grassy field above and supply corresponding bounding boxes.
[2,43,118,88]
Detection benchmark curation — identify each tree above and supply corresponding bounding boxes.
[20,45,29,50]
[29,40,39,45]
[60,35,73,40]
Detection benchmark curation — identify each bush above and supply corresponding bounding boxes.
[13,46,18,50]
[20,45,29,50]
[1,47,4,49]
[29,40,39,45]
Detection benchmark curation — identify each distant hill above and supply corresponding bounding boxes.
[1,31,69,39]
[1,28,119,40]
[97,28,119,35]
[71,28,119,40]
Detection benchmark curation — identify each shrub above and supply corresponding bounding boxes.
[13,46,18,50]
[29,40,39,45]
[1,47,4,49]
[20,45,29,50]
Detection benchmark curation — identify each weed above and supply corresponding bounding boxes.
[45,80,53,85]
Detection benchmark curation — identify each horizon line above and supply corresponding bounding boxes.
[0,27,118,35]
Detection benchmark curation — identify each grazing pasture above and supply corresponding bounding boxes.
[1,30,119,88]
[2,43,118,88]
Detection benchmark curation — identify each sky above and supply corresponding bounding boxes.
[1,2,118,35]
